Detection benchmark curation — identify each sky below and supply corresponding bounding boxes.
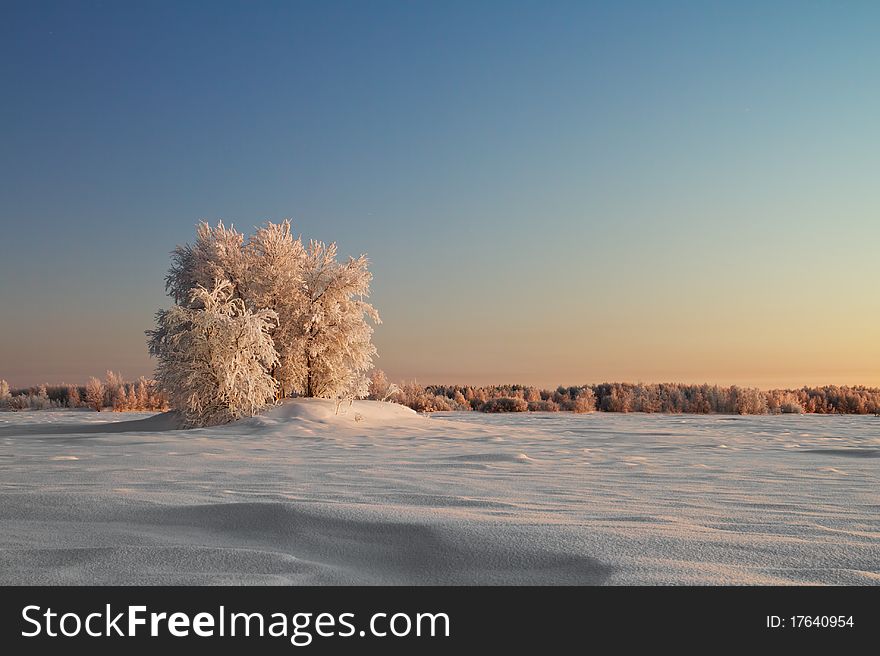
[1,0,878,389]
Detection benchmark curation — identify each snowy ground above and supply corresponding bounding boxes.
[0,401,877,585]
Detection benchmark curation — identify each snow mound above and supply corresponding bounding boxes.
[234,398,424,431]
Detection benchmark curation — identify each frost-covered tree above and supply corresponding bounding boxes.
[286,240,380,399]
[367,369,400,402]
[25,385,52,410]
[85,377,105,411]
[147,280,279,427]
[778,393,804,414]
[244,221,308,397]
[165,221,250,305]
[368,369,390,400]
[66,384,81,408]
[114,385,131,411]
[105,370,125,410]
[134,378,149,410]
[155,220,379,407]
[733,387,767,415]
[572,389,596,413]
[7,395,30,411]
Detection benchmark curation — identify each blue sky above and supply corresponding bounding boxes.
[1,0,878,387]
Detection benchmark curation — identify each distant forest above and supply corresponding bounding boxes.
[0,372,168,412]
[372,375,880,416]
[3,372,880,416]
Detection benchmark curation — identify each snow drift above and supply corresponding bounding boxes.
[0,403,877,585]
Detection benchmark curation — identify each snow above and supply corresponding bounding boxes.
[252,398,421,425]
[0,402,877,585]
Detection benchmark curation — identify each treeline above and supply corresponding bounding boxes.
[0,372,169,412]
[5,371,880,416]
[369,375,880,415]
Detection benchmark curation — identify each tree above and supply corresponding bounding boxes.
[245,221,307,397]
[368,369,390,400]
[157,221,380,405]
[165,221,250,305]
[288,240,380,399]
[134,378,150,410]
[147,280,279,427]
[0,379,9,401]
[572,389,596,413]
[113,385,130,411]
[525,387,541,403]
[66,385,81,408]
[368,369,400,402]
[85,377,105,411]
[734,387,767,415]
[105,370,125,409]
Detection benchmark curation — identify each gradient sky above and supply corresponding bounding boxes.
[1,0,878,389]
